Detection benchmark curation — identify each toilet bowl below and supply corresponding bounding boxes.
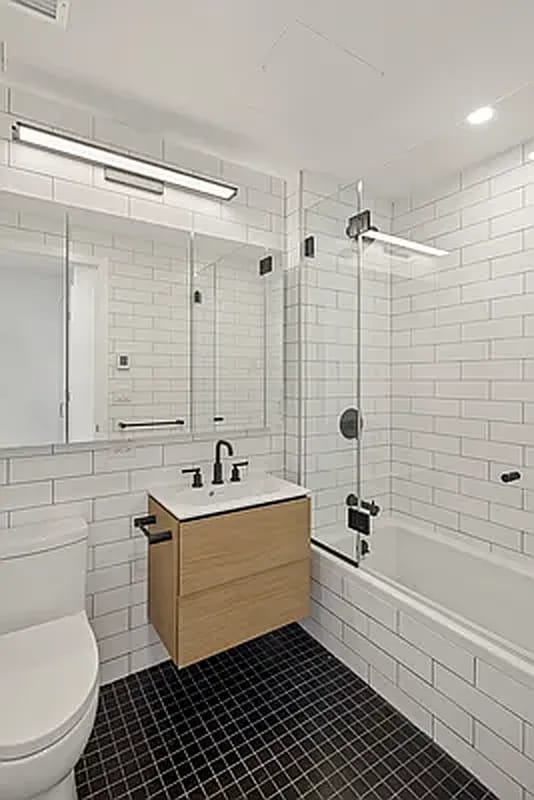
[0,518,99,800]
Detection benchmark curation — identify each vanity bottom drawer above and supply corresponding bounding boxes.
[176,559,310,668]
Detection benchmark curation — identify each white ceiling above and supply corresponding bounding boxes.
[2,0,534,194]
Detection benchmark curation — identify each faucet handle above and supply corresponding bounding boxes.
[182,467,203,488]
[230,461,249,483]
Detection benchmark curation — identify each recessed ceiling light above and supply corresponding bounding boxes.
[466,106,495,126]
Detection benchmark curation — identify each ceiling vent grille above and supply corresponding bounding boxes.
[9,0,70,26]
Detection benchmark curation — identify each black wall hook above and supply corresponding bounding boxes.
[500,471,521,483]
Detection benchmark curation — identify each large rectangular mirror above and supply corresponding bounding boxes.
[0,195,283,451]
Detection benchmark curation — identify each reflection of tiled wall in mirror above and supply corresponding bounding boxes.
[217,252,269,431]
[217,257,264,429]
[70,226,190,437]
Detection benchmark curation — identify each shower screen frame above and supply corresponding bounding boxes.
[301,178,367,567]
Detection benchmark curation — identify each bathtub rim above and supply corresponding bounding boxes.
[312,541,534,693]
[374,513,534,582]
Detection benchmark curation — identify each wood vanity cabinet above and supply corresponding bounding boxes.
[147,496,311,668]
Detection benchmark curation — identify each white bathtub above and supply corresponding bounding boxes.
[366,518,534,668]
[307,519,534,800]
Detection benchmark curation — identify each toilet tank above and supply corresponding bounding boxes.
[0,517,88,635]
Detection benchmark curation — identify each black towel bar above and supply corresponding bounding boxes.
[134,514,172,544]
[118,419,185,430]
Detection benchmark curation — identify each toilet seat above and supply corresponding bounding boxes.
[0,612,99,761]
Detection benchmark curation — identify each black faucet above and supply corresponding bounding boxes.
[212,439,234,485]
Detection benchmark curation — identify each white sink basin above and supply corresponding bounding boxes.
[150,473,309,521]
[177,474,287,505]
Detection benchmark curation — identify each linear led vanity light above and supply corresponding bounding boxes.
[360,229,449,257]
[12,122,238,201]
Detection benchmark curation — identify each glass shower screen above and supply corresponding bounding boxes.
[302,179,402,565]
[302,182,366,564]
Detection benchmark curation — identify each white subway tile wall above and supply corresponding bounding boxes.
[392,141,534,564]
[303,548,533,799]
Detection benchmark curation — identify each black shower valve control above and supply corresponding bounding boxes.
[500,471,521,483]
[346,494,380,517]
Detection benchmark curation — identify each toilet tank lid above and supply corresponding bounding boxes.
[0,517,88,559]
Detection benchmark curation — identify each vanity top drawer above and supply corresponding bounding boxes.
[179,497,310,595]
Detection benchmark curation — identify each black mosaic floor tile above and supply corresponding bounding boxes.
[75,624,497,800]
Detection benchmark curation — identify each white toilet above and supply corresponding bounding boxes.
[0,518,99,800]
